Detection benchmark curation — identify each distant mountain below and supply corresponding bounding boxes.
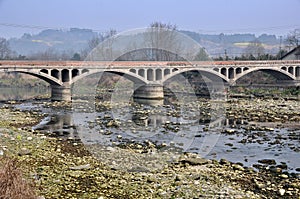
[180,30,280,57]
[182,32,278,44]
[8,28,281,58]
[9,28,99,56]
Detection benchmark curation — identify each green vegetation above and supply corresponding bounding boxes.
[0,74,49,88]
[230,86,300,98]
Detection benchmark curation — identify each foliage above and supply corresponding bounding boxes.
[71,52,81,61]
[229,86,300,97]
[283,87,300,96]
[0,73,49,88]
[194,48,210,61]
[221,49,288,61]
[0,37,11,59]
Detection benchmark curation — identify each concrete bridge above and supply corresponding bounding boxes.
[1,60,300,101]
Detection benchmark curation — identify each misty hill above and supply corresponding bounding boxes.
[8,28,280,58]
[181,30,280,57]
[181,31,278,44]
[9,28,99,56]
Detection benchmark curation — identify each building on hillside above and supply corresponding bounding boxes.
[281,46,300,60]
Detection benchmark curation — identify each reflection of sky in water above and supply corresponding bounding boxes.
[26,100,300,174]
[199,130,300,173]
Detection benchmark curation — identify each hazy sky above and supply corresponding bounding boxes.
[0,0,299,38]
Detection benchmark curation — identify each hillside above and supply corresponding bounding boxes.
[181,31,280,57]
[8,28,281,58]
[9,28,99,56]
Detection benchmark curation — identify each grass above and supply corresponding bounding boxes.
[0,157,36,199]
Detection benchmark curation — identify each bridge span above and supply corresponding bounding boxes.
[1,60,300,101]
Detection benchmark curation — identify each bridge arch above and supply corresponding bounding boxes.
[163,67,229,84]
[5,70,62,86]
[71,69,148,85]
[234,67,295,83]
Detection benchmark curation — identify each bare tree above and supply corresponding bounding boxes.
[0,37,11,59]
[286,29,300,49]
[88,36,102,50]
[88,31,107,50]
[104,29,117,60]
[244,39,265,59]
[80,35,104,59]
[144,22,181,61]
[28,48,61,60]
[104,29,117,40]
[84,29,117,61]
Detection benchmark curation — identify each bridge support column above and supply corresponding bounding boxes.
[51,85,71,101]
[133,84,164,105]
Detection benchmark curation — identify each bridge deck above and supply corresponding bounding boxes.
[1,60,300,68]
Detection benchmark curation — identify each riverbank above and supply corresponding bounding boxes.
[0,102,299,198]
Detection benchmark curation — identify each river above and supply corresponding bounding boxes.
[1,86,299,175]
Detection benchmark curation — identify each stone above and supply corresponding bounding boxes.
[277,164,288,170]
[232,164,245,171]
[225,143,233,147]
[258,159,276,165]
[147,176,157,183]
[40,135,47,139]
[69,164,91,170]
[127,166,150,173]
[255,182,265,189]
[219,158,230,165]
[18,148,31,156]
[265,127,274,131]
[107,120,114,127]
[224,129,236,134]
[117,135,122,139]
[280,174,289,179]
[194,180,200,185]
[246,167,256,173]
[175,175,184,182]
[270,167,282,174]
[161,143,167,147]
[279,188,285,196]
[179,158,209,166]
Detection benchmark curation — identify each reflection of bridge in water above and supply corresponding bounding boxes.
[33,115,77,138]
[1,60,300,101]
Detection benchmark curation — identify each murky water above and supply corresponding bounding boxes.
[0,87,49,101]
[1,87,300,174]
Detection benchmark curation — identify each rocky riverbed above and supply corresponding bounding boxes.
[0,99,300,198]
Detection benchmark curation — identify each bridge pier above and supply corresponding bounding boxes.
[133,84,164,105]
[51,85,72,101]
